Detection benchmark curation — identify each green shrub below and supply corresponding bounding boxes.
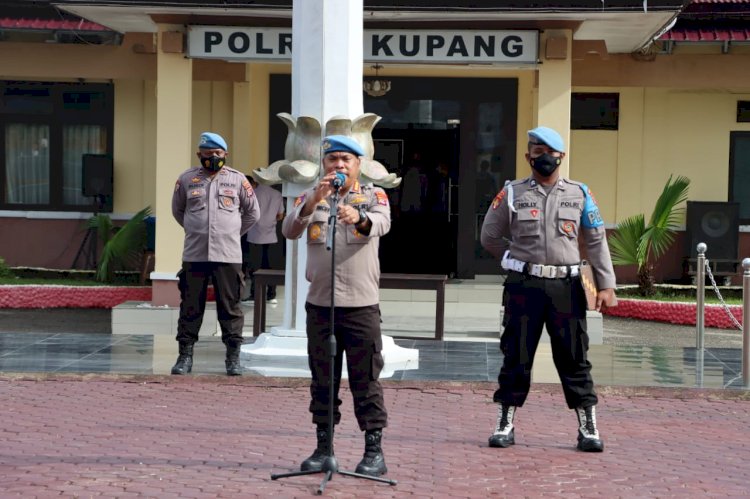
[87,206,152,282]
[0,257,13,278]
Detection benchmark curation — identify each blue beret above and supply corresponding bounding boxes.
[322,135,364,157]
[199,132,228,151]
[527,126,565,153]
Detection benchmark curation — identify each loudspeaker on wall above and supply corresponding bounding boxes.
[685,201,739,260]
[82,154,113,197]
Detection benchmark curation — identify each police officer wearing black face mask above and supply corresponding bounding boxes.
[480,126,617,453]
[171,132,260,376]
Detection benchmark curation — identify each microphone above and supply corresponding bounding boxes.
[331,172,347,189]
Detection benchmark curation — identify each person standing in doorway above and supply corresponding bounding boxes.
[480,126,617,452]
[282,135,392,477]
[243,174,285,304]
[171,132,260,376]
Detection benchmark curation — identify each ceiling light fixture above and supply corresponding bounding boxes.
[363,64,391,97]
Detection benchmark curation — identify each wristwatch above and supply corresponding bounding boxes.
[357,208,368,226]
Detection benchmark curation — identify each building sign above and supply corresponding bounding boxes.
[187,26,538,64]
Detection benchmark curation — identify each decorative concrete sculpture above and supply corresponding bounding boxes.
[254,112,401,188]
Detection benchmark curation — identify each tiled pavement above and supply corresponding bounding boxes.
[1,279,749,497]
[0,332,746,390]
[1,375,749,498]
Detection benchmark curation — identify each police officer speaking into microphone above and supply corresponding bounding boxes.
[171,132,260,376]
[480,126,617,452]
[282,135,392,477]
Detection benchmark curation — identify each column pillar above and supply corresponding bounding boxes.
[280,0,365,336]
[537,29,573,177]
[245,0,418,377]
[232,66,253,173]
[151,26,192,306]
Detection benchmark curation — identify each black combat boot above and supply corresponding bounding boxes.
[225,344,242,376]
[170,343,193,375]
[488,404,516,448]
[355,429,387,477]
[575,405,604,452]
[300,425,332,472]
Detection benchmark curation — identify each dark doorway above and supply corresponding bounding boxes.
[364,77,517,278]
[268,74,517,278]
[373,126,459,275]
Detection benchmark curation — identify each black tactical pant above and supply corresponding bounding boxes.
[306,303,387,431]
[176,262,244,348]
[245,243,276,300]
[494,271,598,409]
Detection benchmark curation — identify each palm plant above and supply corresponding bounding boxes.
[87,206,152,282]
[608,175,690,296]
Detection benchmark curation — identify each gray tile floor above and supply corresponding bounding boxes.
[0,331,744,390]
[1,279,746,390]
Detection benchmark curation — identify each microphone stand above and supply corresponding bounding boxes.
[271,186,397,494]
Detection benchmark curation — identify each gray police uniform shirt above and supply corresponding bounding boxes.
[480,176,616,289]
[246,183,284,245]
[282,180,391,307]
[172,165,260,264]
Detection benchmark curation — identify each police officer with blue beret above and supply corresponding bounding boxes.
[171,132,260,376]
[481,126,617,452]
[282,135,392,477]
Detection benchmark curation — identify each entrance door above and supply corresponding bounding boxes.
[373,127,459,275]
[364,77,517,278]
[269,74,517,278]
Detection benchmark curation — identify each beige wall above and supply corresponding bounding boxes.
[0,33,157,81]
[4,34,750,281]
[573,52,750,89]
[569,130,618,223]
[571,84,750,225]
[192,81,234,161]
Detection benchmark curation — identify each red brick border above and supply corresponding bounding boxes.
[0,285,151,309]
[0,286,743,330]
[602,298,743,329]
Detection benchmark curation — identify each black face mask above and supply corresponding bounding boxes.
[201,155,225,172]
[529,153,561,177]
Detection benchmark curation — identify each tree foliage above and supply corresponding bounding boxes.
[87,206,152,282]
[608,175,690,295]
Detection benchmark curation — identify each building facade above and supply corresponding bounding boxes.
[1,0,749,291]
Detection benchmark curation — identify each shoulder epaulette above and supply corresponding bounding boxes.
[560,178,583,188]
[222,166,242,175]
[179,167,200,179]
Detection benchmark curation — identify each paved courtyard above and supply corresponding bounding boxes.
[1,375,749,497]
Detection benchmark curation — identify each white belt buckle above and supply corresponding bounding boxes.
[501,250,512,271]
[541,265,556,279]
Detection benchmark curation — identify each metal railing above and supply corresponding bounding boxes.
[694,243,750,388]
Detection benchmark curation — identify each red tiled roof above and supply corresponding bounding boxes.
[660,27,750,40]
[0,18,111,32]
